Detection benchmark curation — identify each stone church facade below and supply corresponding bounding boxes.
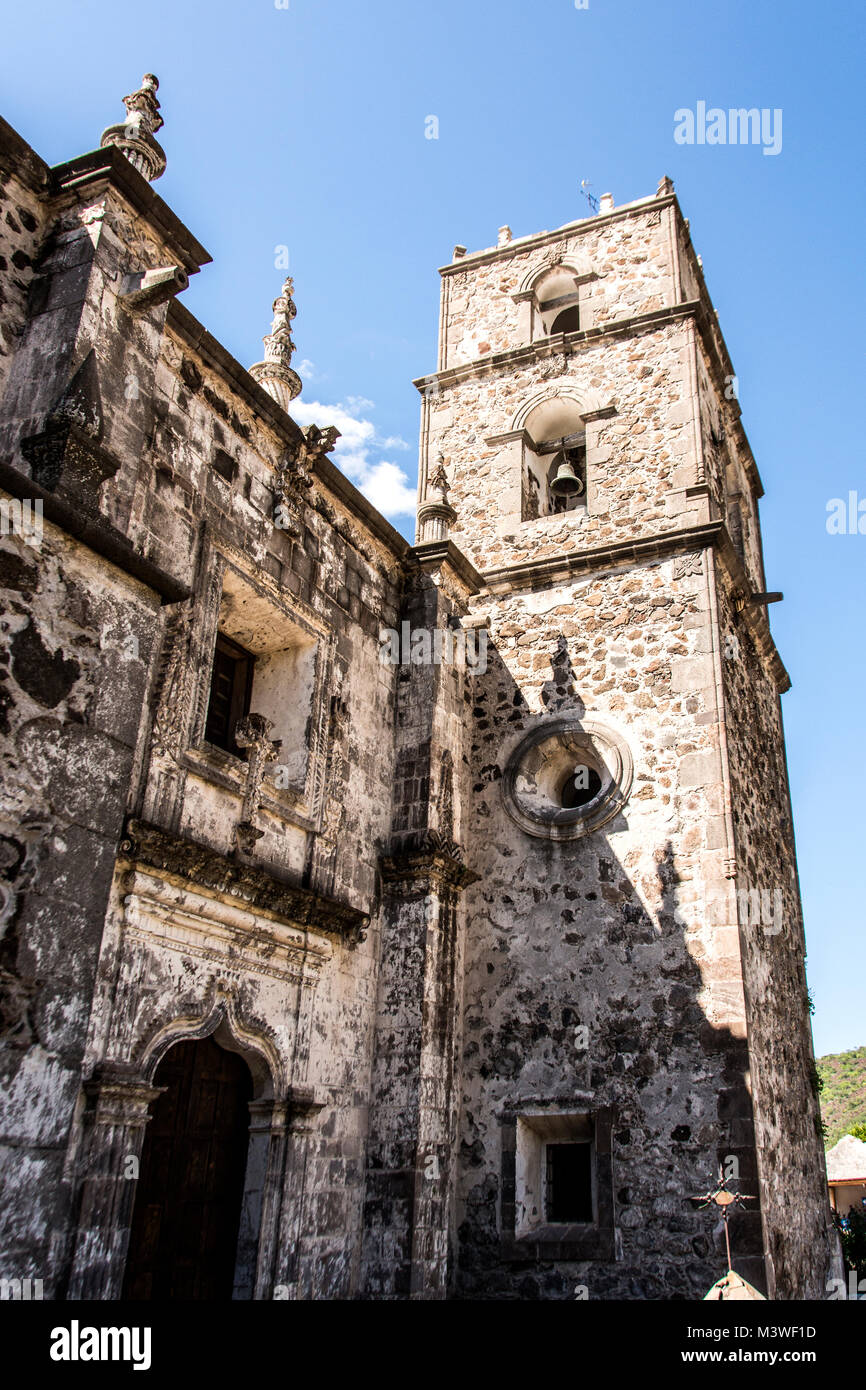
[0,76,838,1299]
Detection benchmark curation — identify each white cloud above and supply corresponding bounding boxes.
[379,434,411,452]
[297,358,318,380]
[292,396,417,520]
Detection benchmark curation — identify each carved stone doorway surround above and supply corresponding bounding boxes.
[66,1014,326,1301]
[64,820,368,1300]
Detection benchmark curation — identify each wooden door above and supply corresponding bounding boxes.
[123,1035,253,1300]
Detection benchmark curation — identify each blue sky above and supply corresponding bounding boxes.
[3,0,863,1058]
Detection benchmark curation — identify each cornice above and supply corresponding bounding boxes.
[438,193,678,276]
[409,538,483,596]
[379,830,479,893]
[50,145,211,275]
[413,302,698,393]
[480,520,724,592]
[477,519,790,694]
[119,818,369,947]
[0,455,190,603]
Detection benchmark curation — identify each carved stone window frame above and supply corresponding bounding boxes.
[183,550,336,835]
[500,1105,616,1262]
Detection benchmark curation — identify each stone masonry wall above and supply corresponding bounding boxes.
[0,120,49,394]
[716,568,836,1299]
[0,122,411,1300]
[0,518,160,1289]
[456,551,764,1297]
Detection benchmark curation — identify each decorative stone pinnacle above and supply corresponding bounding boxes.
[100,73,167,182]
[249,276,303,411]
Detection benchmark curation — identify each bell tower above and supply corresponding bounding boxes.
[414,182,839,1298]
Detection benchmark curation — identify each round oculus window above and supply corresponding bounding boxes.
[502,718,633,840]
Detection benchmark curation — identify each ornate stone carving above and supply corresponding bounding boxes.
[537,351,570,381]
[673,552,704,579]
[379,829,478,893]
[273,424,341,539]
[416,455,457,543]
[436,749,454,840]
[100,73,167,182]
[299,423,340,469]
[119,818,369,946]
[234,714,281,854]
[502,717,634,841]
[150,599,195,762]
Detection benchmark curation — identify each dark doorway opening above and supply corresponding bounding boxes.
[123,1035,253,1300]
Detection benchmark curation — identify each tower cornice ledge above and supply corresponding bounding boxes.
[437,192,679,274]
[478,520,790,694]
[413,302,698,393]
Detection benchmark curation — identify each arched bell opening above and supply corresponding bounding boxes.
[520,396,588,519]
[549,304,582,335]
[533,266,583,339]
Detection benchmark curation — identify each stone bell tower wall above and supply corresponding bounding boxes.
[422,187,840,1298]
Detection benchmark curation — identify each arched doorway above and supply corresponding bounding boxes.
[123,1034,253,1300]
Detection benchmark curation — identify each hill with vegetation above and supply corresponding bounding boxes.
[817,1047,866,1147]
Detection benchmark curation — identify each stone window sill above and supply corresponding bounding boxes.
[501,1227,616,1262]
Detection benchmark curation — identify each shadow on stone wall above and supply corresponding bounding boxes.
[456,631,766,1300]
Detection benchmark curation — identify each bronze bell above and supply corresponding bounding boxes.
[549,453,585,498]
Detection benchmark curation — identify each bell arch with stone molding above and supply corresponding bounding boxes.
[510,384,612,436]
[514,251,598,341]
[484,386,617,524]
[517,252,594,297]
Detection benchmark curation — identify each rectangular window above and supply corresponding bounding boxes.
[205,634,254,754]
[504,1107,615,1260]
[545,1142,593,1223]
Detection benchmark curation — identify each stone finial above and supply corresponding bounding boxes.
[498,225,512,246]
[100,73,167,182]
[657,174,675,197]
[598,192,614,214]
[452,245,467,261]
[249,277,302,411]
